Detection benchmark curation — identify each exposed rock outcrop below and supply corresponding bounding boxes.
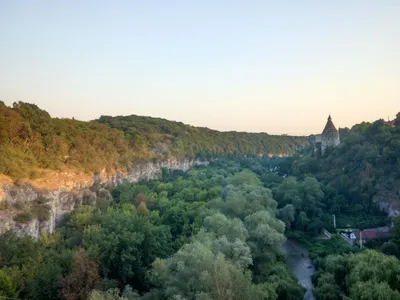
[0,158,209,237]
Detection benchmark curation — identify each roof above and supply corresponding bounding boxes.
[322,115,338,135]
[385,120,396,127]
[352,229,394,240]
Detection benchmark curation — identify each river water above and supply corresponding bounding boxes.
[281,239,315,300]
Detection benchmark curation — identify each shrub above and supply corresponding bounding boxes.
[31,204,51,221]
[13,212,33,223]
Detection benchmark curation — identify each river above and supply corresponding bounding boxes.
[281,239,315,300]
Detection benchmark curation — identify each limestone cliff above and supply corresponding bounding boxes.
[0,158,209,237]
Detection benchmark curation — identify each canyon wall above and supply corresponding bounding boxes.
[0,158,209,238]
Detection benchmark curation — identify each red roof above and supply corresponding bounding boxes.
[353,230,394,240]
[385,120,396,127]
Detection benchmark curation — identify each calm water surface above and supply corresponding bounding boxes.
[281,239,315,300]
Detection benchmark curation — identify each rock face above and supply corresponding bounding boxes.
[0,158,209,237]
[378,198,400,219]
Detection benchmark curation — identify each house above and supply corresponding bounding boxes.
[353,230,393,241]
[385,119,396,127]
[340,227,394,246]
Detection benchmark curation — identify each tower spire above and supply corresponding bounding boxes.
[319,114,340,155]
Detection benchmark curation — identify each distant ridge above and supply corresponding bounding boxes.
[0,101,309,180]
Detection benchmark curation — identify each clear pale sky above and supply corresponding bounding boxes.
[1,1,399,135]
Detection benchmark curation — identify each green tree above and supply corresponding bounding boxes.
[152,240,276,300]
[245,211,286,261]
[27,263,63,300]
[0,269,19,298]
[314,273,341,300]
[349,281,400,300]
[83,207,172,291]
[228,170,263,187]
[278,204,295,228]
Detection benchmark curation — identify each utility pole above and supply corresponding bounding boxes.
[360,231,363,249]
[333,214,336,229]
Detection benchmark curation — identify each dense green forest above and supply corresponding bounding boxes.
[232,113,400,299]
[0,159,306,300]
[285,113,400,229]
[0,102,131,179]
[313,248,400,299]
[1,103,400,299]
[0,101,308,179]
[1,151,400,299]
[96,115,309,159]
[281,112,400,300]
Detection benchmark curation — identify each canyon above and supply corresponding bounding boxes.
[0,158,209,238]
[1,155,399,238]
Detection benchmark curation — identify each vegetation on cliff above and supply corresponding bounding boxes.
[0,159,305,300]
[0,102,131,179]
[97,114,309,159]
[1,139,400,299]
[0,101,308,180]
[1,102,399,300]
[285,112,400,229]
[277,112,400,300]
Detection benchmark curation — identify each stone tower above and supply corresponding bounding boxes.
[320,115,340,155]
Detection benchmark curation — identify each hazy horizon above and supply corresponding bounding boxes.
[1,1,399,135]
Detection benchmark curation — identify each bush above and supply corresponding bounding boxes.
[380,241,400,257]
[31,204,51,221]
[13,212,33,223]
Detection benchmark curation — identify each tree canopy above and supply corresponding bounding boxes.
[0,159,304,300]
[0,102,308,179]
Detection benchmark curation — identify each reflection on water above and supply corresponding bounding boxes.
[281,239,315,300]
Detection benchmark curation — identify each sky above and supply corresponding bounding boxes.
[0,1,399,135]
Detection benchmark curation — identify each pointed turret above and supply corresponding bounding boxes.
[321,115,340,155]
[322,115,338,136]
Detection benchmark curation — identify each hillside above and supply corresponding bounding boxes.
[96,114,309,158]
[288,113,400,224]
[0,101,308,180]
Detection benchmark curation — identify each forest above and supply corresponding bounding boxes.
[0,101,308,179]
[0,159,306,300]
[288,112,400,228]
[96,115,309,160]
[1,150,400,299]
[0,107,399,299]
